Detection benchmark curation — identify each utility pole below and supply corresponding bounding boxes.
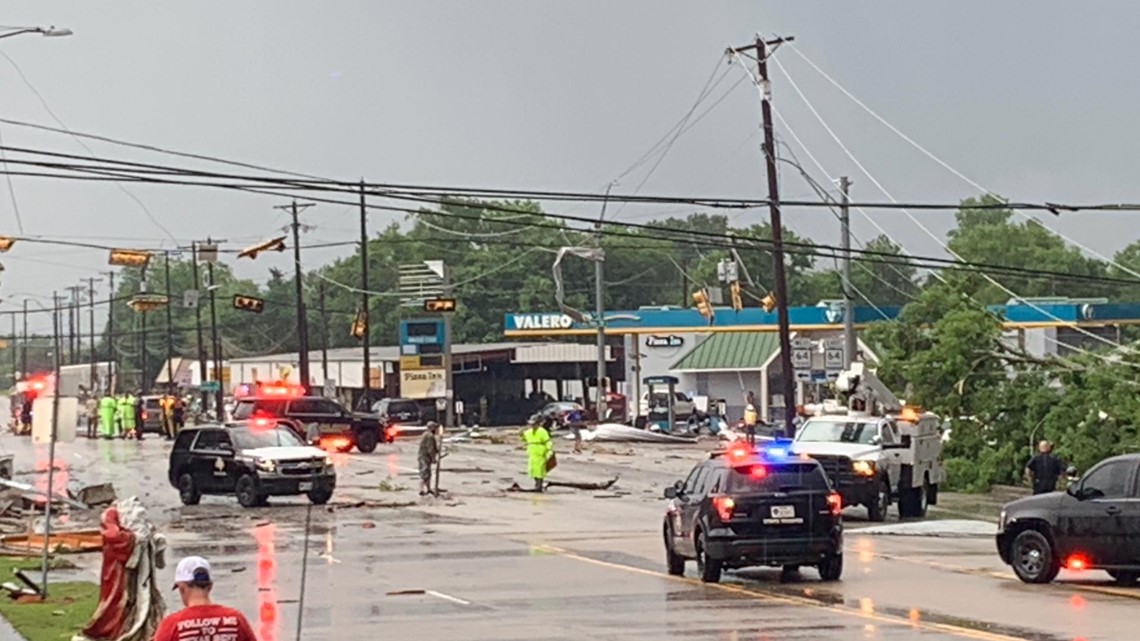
[190,243,208,412]
[20,299,27,377]
[839,176,856,366]
[104,271,117,393]
[163,252,175,392]
[205,240,224,414]
[8,313,15,385]
[138,266,149,392]
[594,182,615,421]
[730,33,798,437]
[83,277,102,394]
[277,200,315,392]
[359,181,371,408]
[318,280,329,391]
[65,285,81,365]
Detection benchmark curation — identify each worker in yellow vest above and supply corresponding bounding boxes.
[520,419,554,492]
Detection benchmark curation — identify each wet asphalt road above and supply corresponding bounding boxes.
[6,433,1140,641]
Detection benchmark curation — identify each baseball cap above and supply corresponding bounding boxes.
[173,556,212,589]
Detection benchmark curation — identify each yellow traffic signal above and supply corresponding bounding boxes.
[0,237,15,252]
[109,249,152,268]
[237,236,287,260]
[232,294,265,314]
[423,298,457,313]
[730,281,743,312]
[692,288,714,323]
[761,292,778,313]
[350,309,368,340]
[128,294,169,312]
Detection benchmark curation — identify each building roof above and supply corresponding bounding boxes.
[670,333,782,372]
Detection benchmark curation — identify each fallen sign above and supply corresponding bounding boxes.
[0,478,88,510]
[2,529,103,554]
[575,423,698,444]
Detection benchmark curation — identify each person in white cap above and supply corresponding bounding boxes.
[152,556,256,641]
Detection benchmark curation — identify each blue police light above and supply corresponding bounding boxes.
[760,438,795,460]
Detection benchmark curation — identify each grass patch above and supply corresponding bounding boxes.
[0,556,98,641]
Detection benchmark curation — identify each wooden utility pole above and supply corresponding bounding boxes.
[729,34,798,436]
[839,176,856,365]
[359,181,371,408]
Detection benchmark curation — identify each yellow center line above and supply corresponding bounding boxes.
[537,544,1026,641]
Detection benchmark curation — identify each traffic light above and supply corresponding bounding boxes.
[730,281,743,312]
[423,298,457,313]
[109,249,152,267]
[233,294,265,314]
[761,292,777,313]
[350,309,367,340]
[0,236,15,252]
[692,288,715,323]
[128,294,169,312]
[237,236,287,260]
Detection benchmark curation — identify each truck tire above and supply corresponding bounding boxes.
[867,479,890,522]
[235,475,263,509]
[900,484,928,518]
[927,482,939,506]
[818,554,843,582]
[664,525,685,576]
[355,428,379,454]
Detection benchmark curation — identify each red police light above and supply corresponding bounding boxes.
[713,496,736,521]
[749,465,768,479]
[250,416,276,432]
[1066,555,1089,571]
[259,382,303,397]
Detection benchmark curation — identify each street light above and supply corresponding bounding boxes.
[0,26,73,40]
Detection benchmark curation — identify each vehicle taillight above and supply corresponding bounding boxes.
[749,465,767,479]
[385,426,397,440]
[713,496,736,521]
[320,435,351,452]
[1066,555,1089,571]
[141,410,148,421]
[827,492,842,516]
[250,416,275,431]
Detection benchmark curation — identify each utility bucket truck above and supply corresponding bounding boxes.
[790,363,945,521]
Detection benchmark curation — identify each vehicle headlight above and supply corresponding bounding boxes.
[998,510,1007,533]
[255,458,277,473]
[852,460,875,476]
[322,456,334,472]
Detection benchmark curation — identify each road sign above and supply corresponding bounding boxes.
[791,337,812,349]
[825,347,845,372]
[435,398,447,411]
[201,381,220,393]
[791,347,811,369]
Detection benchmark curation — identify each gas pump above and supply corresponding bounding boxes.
[643,375,678,432]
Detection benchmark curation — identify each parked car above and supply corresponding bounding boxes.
[996,453,1140,584]
[140,395,165,434]
[372,398,431,438]
[529,401,585,427]
[640,392,698,421]
[168,423,336,508]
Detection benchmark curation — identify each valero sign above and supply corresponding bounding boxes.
[507,313,575,330]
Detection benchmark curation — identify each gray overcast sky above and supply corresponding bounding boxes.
[4,1,1140,331]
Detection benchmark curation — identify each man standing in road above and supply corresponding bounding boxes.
[1026,440,1064,495]
[85,396,99,439]
[418,422,441,496]
[153,556,256,641]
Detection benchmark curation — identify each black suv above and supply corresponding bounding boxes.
[997,453,1140,584]
[168,423,336,508]
[231,395,387,453]
[663,444,844,583]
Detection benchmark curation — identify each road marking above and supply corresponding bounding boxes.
[538,544,1026,641]
[426,590,471,605]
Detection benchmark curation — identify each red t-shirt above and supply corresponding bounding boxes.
[152,604,257,641]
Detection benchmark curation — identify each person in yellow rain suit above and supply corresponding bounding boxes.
[119,393,138,439]
[99,395,117,439]
[520,419,554,492]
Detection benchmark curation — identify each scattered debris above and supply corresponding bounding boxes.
[378,479,407,492]
[76,484,117,508]
[577,423,698,444]
[386,589,425,596]
[0,478,87,510]
[360,522,376,529]
[443,467,493,474]
[2,529,103,554]
[545,477,619,491]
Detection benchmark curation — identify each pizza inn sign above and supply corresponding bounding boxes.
[645,335,684,348]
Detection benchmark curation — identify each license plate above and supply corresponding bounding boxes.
[770,505,795,519]
[298,481,313,491]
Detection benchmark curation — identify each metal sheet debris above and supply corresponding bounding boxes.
[575,423,698,444]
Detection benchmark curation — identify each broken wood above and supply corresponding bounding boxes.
[2,529,103,553]
[545,477,619,491]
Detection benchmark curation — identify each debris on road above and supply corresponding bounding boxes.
[545,477,619,491]
[576,423,698,444]
[0,478,87,510]
[76,483,117,508]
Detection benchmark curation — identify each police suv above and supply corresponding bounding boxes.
[662,442,844,583]
[168,422,337,508]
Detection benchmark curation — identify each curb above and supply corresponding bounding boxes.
[0,614,29,641]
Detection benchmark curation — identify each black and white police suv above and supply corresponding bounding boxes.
[663,442,844,583]
[168,421,337,508]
